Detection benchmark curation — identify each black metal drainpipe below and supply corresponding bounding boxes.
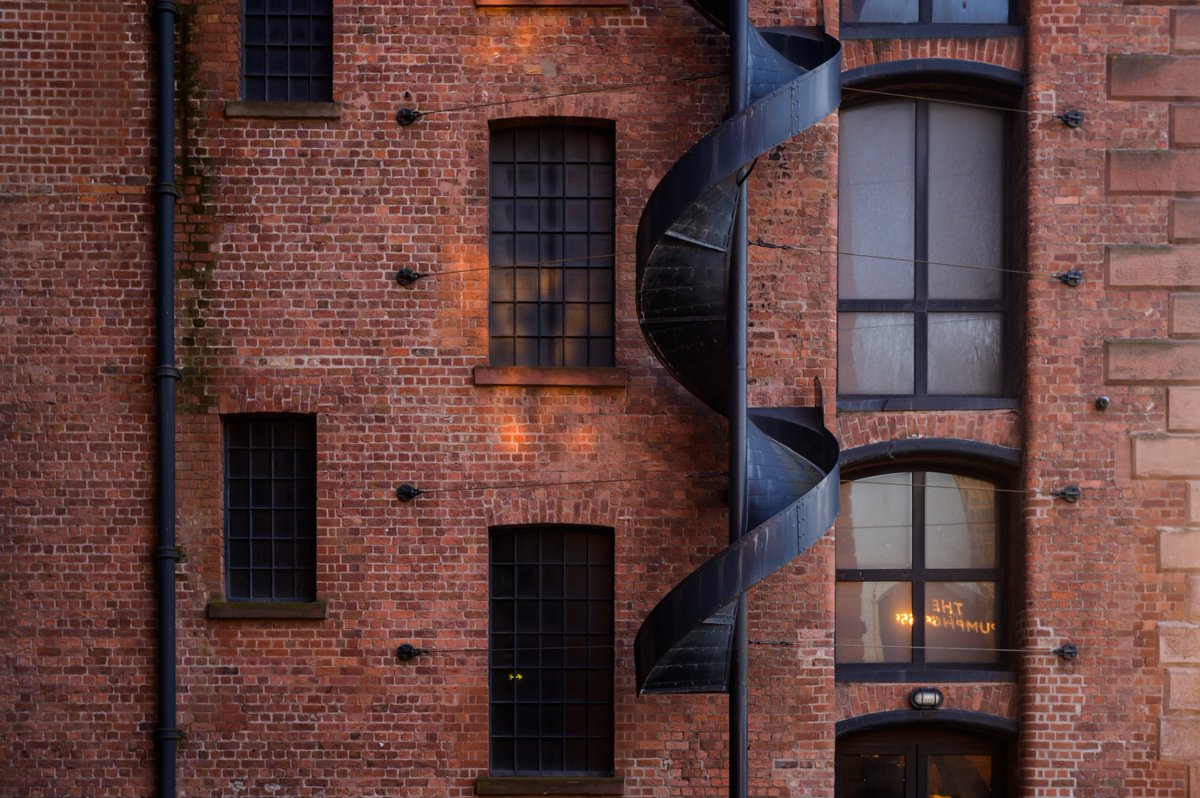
[726,0,749,797]
[152,0,182,796]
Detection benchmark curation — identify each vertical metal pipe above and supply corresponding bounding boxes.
[727,1,750,798]
[152,1,180,796]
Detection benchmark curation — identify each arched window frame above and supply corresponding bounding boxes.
[835,439,1021,682]
[837,62,1025,412]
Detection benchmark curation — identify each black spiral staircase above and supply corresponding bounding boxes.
[632,5,843,696]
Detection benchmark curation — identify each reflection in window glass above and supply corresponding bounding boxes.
[925,582,998,664]
[836,581,912,663]
[928,754,994,796]
[837,754,907,797]
[837,473,913,569]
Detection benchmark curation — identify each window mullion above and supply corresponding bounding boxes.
[913,102,930,398]
[912,471,927,665]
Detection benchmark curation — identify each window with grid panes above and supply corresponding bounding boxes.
[488,526,615,775]
[835,470,1007,677]
[841,0,1014,27]
[838,97,1013,409]
[224,416,317,601]
[488,124,616,368]
[242,0,333,102]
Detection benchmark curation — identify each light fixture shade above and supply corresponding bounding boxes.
[909,687,944,710]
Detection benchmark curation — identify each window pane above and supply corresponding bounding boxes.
[928,104,1004,300]
[926,313,1002,395]
[931,0,1009,22]
[836,581,912,663]
[837,754,907,798]
[925,472,995,569]
[842,0,919,23]
[839,101,915,300]
[924,582,998,663]
[838,313,914,395]
[836,474,912,569]
[927,754,994,796]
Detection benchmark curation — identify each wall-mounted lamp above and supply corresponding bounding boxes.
[909,687,944,710]
[1095,396,1111,411]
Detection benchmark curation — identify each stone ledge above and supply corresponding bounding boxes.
[225,101,343,120]
[473,366,628,388]
[207,600,328,620]
[1134,434,1200,479]
[1108,150,1200,195]
[1107,245,1200,288]
[1160,527,1200,571]
[1160,622,1200,664]
[1161,715,1200,760]
[1109,55,1200,100]
[1107,339,1200,385]
[475,777,624,795]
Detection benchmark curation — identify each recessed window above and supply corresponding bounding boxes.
[838,98,1011,409]
[837,727,1008,797]
[489,525,614,776]
[242,0,333,102]
[842,0,1013,27]
[489,124,616,368]
[835,470,1005,675]
[224,415,317,601]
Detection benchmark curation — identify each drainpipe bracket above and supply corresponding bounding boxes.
[156,366,182,381]
[152,0,180,16]
[156,545,187,563]
[155,182,182,199]
[155,728,187,742]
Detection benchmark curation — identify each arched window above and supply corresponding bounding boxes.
[834,440,1020,679]
[837,67,1022,411]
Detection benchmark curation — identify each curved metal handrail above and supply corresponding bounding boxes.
[633,16,842,694]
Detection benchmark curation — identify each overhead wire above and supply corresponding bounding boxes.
[401,639,1073,658]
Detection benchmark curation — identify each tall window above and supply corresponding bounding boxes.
[489,124,616,368]
[224,415,317,601]
[838,98,1011,409]
[242,0,333,102]
[489,526,614,775]
[835,470,1004,675]
[838,727,1008,797]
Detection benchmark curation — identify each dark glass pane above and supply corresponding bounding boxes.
[250,509,270,536]
[492,565,515,598]
[514,305,538,336]
[838,313,914,395]
[927,312,1003,395]
[229,479,250,508]
[514,129,539,161]
[515,704,539,736]
[516,164,539,197]
[251,539,272,567]
[839,101,915,300]
[564,600,587,632]
[516,601,538,633]
[564,199,588,232]
[564,740,588,773]
[296,540,315,568]
[564,129,589,162]
[836,753,907,797]
[836,473,912,568]
[540,304,564,337]
[251,480,272,507]
[493,600,514,633]
[514,338,538,366]
[274,570,295,599]
[250,450,272,478]
[492,130,515,162]
[492,738,514,772]
[835,581,912,663]
[588,304,613,337]
[925,581,998,663]
[541,338,564,368]
[310,14,331,44]
[515,199,538,231]
[229,540,250,568]
[491,199,514,231]
[931,0,1008,22]
[541,164,563,196]
[925,472,996,568]
[493,532,515,563]
[267,76,288,101]
[251,569,273,598]
[490,304,515,337]
[515,530,540,562]
[589,165,613,198]
[588,270,612,302]
[515,739,540,773]
[927,754,994,796]
[274,480,295,505]
[540,127,564,161]
[564,567,589,599]
[493,703,514,734]
[564,164,589,197]
[514,269,538,302]
[275,540,295,567]
[229,569,251,598]
[540,670,564,702]
[542,566,563,598]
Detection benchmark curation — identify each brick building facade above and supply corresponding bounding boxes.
[5,0,1200,795]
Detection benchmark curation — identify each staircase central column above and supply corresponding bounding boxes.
[727,0,750,796]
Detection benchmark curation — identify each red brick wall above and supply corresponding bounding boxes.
[1,0,1195,794]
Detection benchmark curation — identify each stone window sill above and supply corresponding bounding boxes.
[207,599,328,620]
[476,0,627,6]
[473,366,628,388]
[475,777,624,795]
[225,101,342,120]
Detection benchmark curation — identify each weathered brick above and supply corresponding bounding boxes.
[1109,150,1200,195]
[1174,294,1200,337]
[1175,105,1200,147]
[1170,388,1200,431]
[1108,339,1200,384]
[1109,55,1200,100]
[1161,527,1200,570]
[1108,246,1200,287]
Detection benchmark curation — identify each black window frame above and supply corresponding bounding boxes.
[837,88,1020,412]
[487,120,617,369]
[834,464,1015,683]
[488,524,615,777]
[241,0,334,103]
[223,414,317,603]
[840,0,1019,39]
